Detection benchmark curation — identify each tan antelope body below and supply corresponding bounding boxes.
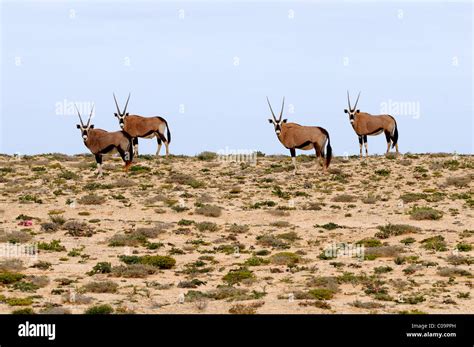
[113,94,171,157]
[267,97,332,174]
[75,105,133,177]
[345,92,399,157]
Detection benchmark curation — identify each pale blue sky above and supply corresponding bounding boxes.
[1,0,472,156]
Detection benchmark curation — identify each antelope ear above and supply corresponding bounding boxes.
[125,113,129,116]
[344,109,348,114]
[114,113,118,117]
[76,124,81,129]
[282,119,288,123]
[268,119,273,124]
[89,125,94,129]
[356,109,360,113]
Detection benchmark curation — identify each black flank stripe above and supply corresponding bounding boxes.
[366,128,383,136]
[99,144,117,155]
[295,141,312,149]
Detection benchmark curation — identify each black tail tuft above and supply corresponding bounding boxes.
[318,127,332,169]
[391,118,398,149]
[326,137,332,168]
[166,121,171,144]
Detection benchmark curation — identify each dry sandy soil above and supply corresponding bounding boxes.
[0,152,472,314]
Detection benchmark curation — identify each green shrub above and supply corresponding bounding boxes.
[356,238,382,248]
[244,256,270,267]
[375,224,420,239]
[409,206,443,220]
[195,205,222,217]
[85,304,114,314]
[307,288,334,300]
[375,169,390,177]
[222,268,255,285]
[270,252,300,266]
[37,240,66,252]
[197,151,217,161]
[82,280,118,293]
[456,243,472,252]
[88,262,112,275]
[420,236,447,251]
[118,255,176,269]
[0,272,25,284]
[78,194,106,205]
[6,297,33,306]
[196,222,219,232]
[314,222,343,230]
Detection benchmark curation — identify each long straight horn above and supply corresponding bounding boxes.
[354,91,361,110]
[75,104,84,126]
[113,93,122,114]
[279,97,285,121]
[122,93,131,114]
[86,104,94,126]
[266,97,276,121]
[347,90,352,110]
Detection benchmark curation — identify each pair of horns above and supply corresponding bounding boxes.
[267,97,285,121]
[113,93,130,115]
[75,104,94,127]
[347,91,361,111]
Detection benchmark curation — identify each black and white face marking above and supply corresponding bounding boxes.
[114,112,129,129]
[344,109,360,123]
[76,124,94,141]
[268,118,287,135]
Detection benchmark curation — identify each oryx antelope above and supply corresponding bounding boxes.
[267,97,332,174]
[75,105,134,177]
[113,93,171,157]
[345,91,399,158]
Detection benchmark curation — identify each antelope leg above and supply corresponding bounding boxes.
[133,138,139,156]
[290,148,297,175]
[364,135,368,157]
[95,154,103,177]
[156,137,162,156]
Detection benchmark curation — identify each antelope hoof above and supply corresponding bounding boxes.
[124,162,132,172]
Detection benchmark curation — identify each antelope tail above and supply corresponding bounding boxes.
[158,117,171,144]
[390,116,398,148]
[165,120,171,144]
[325,134,332,168]
[318,127,332,169]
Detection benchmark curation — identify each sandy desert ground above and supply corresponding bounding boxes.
[0,152,472,314]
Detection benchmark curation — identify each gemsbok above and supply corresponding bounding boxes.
[113,93,171,157]
[75,105,133,177]
[267,97,332,174]
[345,91,399,158]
